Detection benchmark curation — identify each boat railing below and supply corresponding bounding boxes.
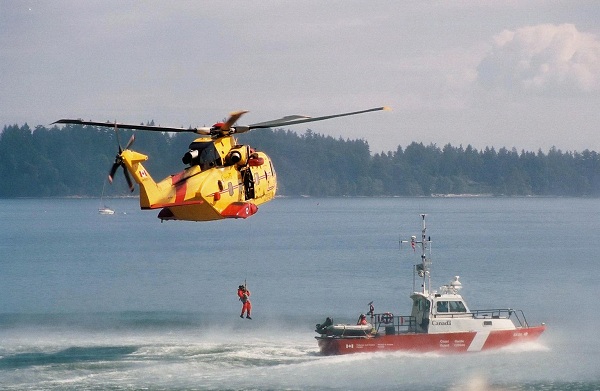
[471,308,530,327]
[373,313,416,335]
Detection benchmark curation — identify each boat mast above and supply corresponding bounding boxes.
[402,214,432,294]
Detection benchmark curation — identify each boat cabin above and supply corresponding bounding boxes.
[409,276,469,332]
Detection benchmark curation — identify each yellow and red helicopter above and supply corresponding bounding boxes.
[54,107,389,222]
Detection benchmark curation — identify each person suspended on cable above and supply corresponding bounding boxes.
[238,284,252,319]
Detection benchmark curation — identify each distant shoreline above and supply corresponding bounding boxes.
[2,194,596,200]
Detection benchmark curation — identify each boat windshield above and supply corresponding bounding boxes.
[436,300,467,313]
[449,301,467,312]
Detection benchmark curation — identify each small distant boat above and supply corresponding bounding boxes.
[315,214,546,355]
[98,180,115,215]
[98,206,115,215]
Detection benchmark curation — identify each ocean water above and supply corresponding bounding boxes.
[0,197,599,390]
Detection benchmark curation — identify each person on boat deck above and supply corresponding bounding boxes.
[357,314,368,325]
[238,285,252,319]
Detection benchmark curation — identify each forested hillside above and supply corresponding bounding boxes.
[1,123,599,197]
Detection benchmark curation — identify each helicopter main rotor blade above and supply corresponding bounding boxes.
[248,106,391,129]
[54,106,390,136]
[53,119,201,134]
[125,134,135,150]
[220,110,249,132]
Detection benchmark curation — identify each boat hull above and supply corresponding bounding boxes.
[98,208,114,215]
[317,325,545,355]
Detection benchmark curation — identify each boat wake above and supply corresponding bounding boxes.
[0,345,138,369]
[497,340,550,353]
[0,324,584,391]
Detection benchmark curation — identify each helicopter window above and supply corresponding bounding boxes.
[198,144,221,170]
[269,161,275,176]
[186,141,222,170]
[228,182,234,196]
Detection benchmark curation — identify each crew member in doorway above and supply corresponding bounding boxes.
[238,285,252,319]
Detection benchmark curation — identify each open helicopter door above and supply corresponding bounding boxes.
[241,146,255,200]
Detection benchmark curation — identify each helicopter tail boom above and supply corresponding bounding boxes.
[118,149,165,208]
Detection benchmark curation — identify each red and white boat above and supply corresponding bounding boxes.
[315,214,545,355]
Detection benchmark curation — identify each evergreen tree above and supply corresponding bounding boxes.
[1,123,599,198]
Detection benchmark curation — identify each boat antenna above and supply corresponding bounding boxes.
[401,214,432,294]
[367,301,374,323]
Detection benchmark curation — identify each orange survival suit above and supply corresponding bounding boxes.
[238,285,252,319]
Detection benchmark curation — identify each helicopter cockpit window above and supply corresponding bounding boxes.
[182,141,222,170]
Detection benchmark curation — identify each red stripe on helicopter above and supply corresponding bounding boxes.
[147,199,204,209]
[221,202,258,219]
[171,172,188,204]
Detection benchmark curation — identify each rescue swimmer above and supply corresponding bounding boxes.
[238,284,252,319]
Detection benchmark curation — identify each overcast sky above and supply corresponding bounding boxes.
[2,1,599,154]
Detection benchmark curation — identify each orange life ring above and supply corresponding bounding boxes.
[381,312,393,324]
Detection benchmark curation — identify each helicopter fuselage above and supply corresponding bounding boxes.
[120,135,276,222]
[54,106,389,222]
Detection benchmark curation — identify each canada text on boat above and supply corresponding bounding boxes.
[315,214,546,355]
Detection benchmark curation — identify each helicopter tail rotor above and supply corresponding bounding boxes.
[108,153,134,192]
[108,125,135,192]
